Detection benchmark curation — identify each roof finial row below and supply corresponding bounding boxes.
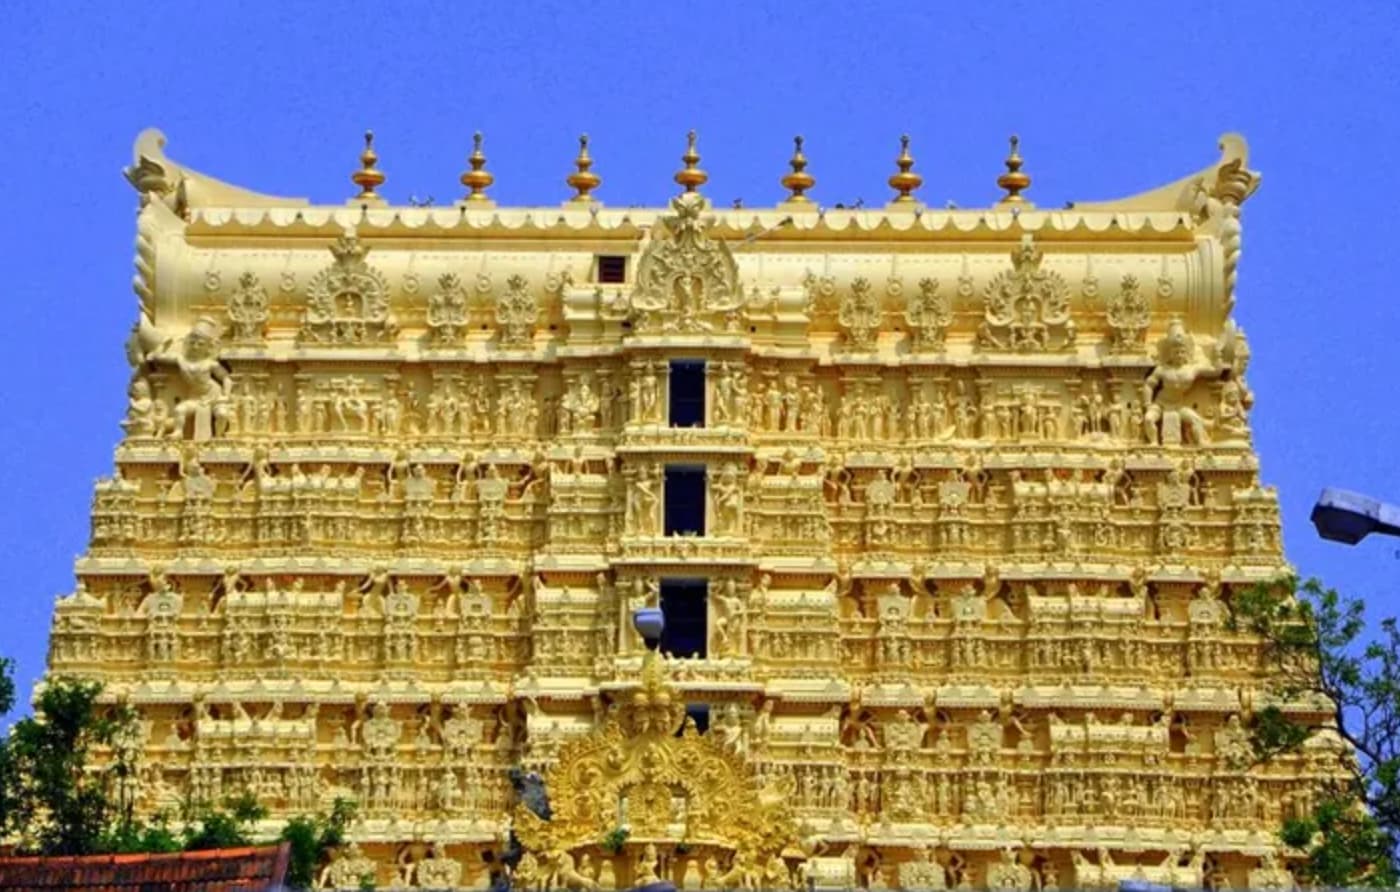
[566,134,601,203]
[348,131,1033,208]
[997,134,1032,205]
[350,131,386,204]
[459,132,495,205]
[780,136,815,205]
[887,134,923,204]
[674,130,708,193]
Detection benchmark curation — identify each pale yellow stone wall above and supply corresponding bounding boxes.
[41,130,1336,890]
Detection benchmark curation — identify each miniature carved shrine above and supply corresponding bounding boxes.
[41,127,1338,890]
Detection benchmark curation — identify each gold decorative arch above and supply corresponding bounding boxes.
[514,655,797,874]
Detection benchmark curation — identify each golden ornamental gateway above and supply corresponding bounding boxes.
[44,128,1337,890]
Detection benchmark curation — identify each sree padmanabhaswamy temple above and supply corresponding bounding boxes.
[41,127,1342,891]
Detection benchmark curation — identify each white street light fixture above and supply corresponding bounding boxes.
[1311,487,1400,545]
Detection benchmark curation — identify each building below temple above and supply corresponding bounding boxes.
[42,127,1337,889]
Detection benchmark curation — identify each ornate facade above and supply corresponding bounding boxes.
[42,128,1337,890]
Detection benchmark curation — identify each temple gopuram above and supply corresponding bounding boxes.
[42,128,1342,890]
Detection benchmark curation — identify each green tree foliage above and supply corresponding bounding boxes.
[0,662,358,878]
[0,657,15,718]
[0,676,134,855]
[181,790,268,851]
[1232,576,1400,886]
[100,811,183,854]
[278,797,356,890]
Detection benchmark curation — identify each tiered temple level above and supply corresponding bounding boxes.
[44,130,1336,890]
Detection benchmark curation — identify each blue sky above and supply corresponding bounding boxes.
[1,2,1398,707]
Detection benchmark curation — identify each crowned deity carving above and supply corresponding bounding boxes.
[977,235,1076,352]
[1143,318,1223,446]
[629,192,741,333]
[1105,273,1150,352]
[838,277,881,351]
[360,701,402,760]
[300,233,398,345]
[226,271,269,343]
[560,374,601,434]
[497,274,538,349]
[138,315,234,441]
[626,463,661,536]
[905,276,952,351]
[711,360,746,426]
[414,841,462,889]
[712,462,744,535]
[319,841,377,890]
[426,272,469,346]
[122,376,172,438]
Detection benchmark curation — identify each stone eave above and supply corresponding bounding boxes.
[181,204,1198,246]
[135,127,1261,247]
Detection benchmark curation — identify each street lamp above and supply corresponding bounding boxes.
[1311,487,1400,545]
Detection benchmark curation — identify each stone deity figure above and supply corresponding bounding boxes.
[358,565,391,615]
[712,462,744,534]
[123,377,169,437]
[627,465,660,535]
[1142,318,1223,446]
[1215,377,1252,443]
[711,578,747,655]
[635,843,661,885]
[146,316,234,440]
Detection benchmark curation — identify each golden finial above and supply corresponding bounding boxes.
[459,132,495,203]
[566,134,601,203]
[350,130,385,201]
[674,130,708,193]
[887,134,923,204]
[780,135,815,204]
[996,135,1032,205]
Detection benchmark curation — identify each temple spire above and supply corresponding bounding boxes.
[350,131,386,205]
[459,132,495,206]
[886,134,923,206]
[566,134,601,204]
[996,134,1032,206]
[780,136,815,205]
[674,130,708,194]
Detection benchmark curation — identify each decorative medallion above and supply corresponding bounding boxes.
[299,234,398,345]
[838,277,881,351]
[514,654,797,887]
[226,271,269,343]
[497,274,538,349]
[976,235,1076,352]
[1105,273,1150,353]
[629,193,741,333]
[905,277,952,351]
[426,272,469,347]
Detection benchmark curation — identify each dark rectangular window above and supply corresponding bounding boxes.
[669,359,706,428]
[684,703,711,734]
[664,465,706,536]
[660,578,707,659]
[597,255,627,284]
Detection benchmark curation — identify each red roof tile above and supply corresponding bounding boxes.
[0,842,290,890]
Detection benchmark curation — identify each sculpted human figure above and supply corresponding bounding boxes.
[712,462,744,534]
[123,377,168,437]
[430,566,466,618]
[1143,318,1221,446]
[147,316,234,440]
[635,843,661,885]
[711,578,747,655]
[627,464,660,535]
[359,565,391,615]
